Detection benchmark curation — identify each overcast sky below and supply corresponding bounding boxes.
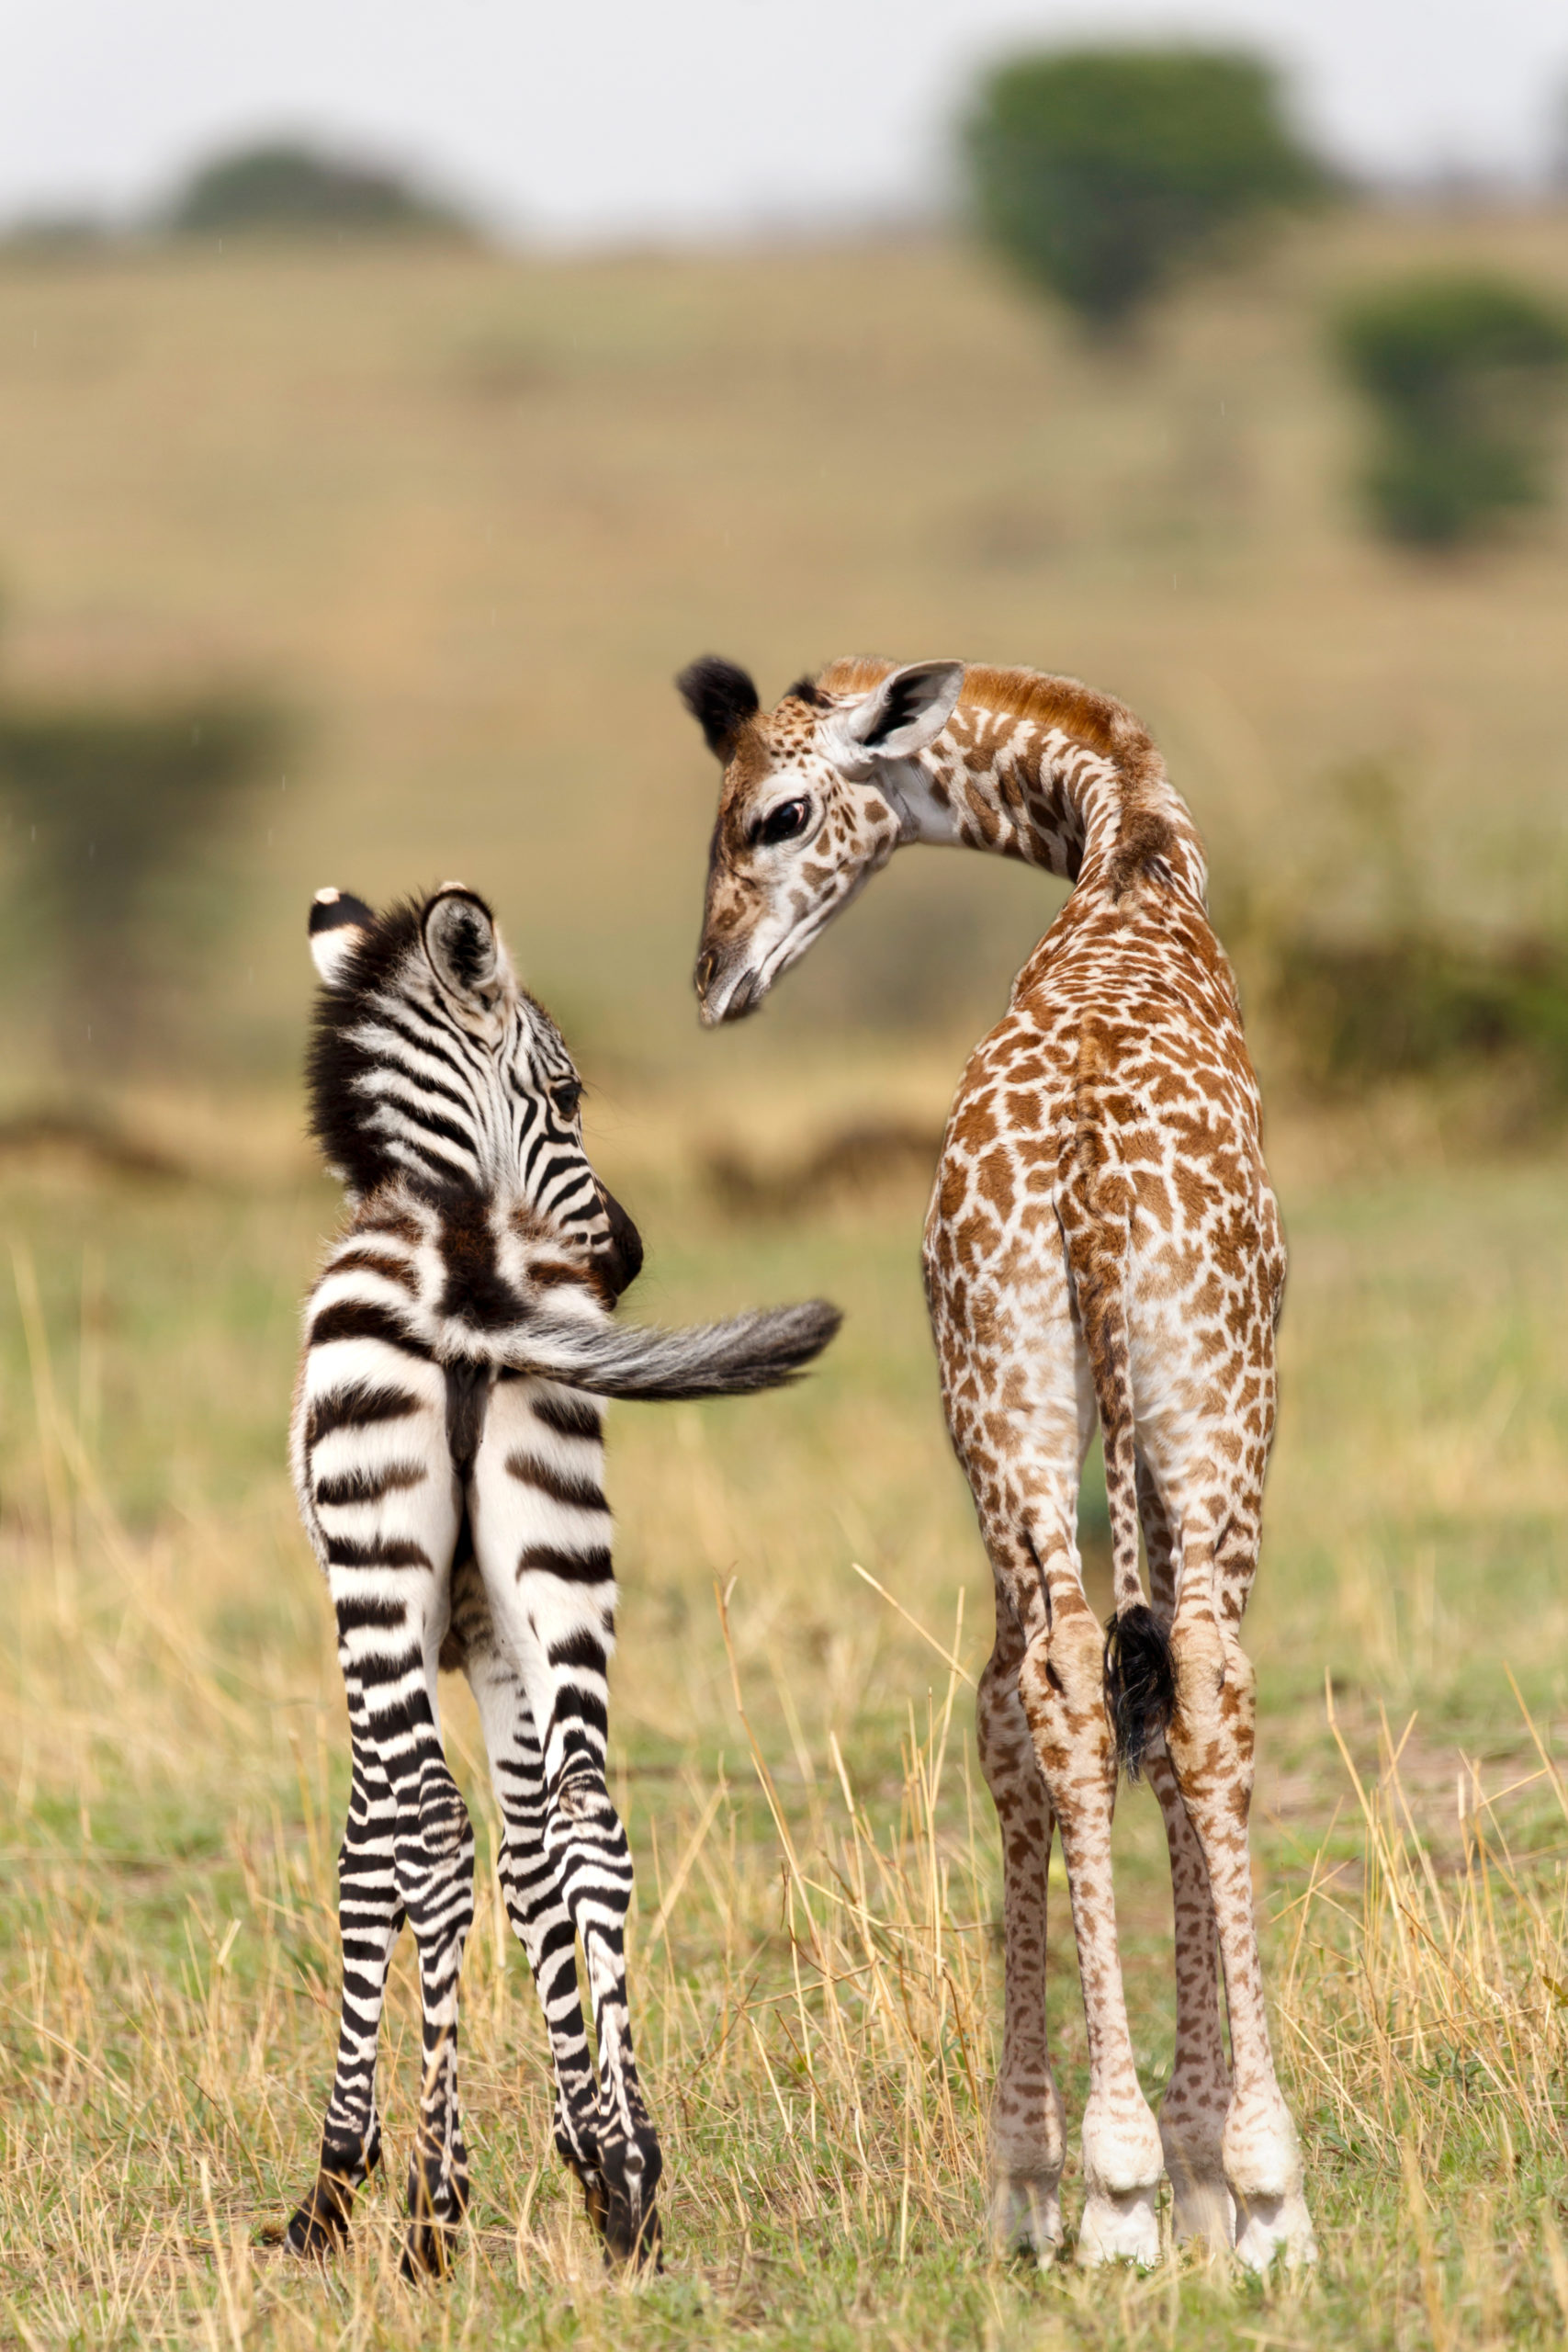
[2,0,1565,241]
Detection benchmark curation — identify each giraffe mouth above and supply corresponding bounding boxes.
[697,963,762,1026]
[697,901,840,1026]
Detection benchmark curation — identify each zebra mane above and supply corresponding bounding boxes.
[306,891,570,1204]
[307,895,429,1197]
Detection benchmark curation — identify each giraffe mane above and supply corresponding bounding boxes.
[812,658,1157,781]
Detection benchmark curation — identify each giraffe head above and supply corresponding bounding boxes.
[678,654,965,1024]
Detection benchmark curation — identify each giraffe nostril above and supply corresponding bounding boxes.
[695,948,717,995]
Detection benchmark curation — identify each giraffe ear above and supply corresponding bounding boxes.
[828,661,964,759]
[309,888,374,985]
[676,654,760,758]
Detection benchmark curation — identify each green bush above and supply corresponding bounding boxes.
[1275,928,1568,1095]
[962,46,1326,333]
[163,141,471,241]
[0,694,284,1065]
[1336,274,1568,545]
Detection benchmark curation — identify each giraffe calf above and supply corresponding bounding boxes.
[679,653,1315,2272]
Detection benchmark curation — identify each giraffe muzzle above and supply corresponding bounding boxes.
[694,944,761,1026]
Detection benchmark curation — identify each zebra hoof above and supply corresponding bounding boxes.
[400,2218,462,2284]
[599,2137,664,2270]
[401,2153,468,2282]
[286,2174,355,2259]
[565,2147,611,2242]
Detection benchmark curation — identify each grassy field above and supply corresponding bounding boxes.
[2,1107,1568,2348]
[1,214,1567,2343]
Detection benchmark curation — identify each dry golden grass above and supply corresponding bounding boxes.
[2,1123,1567,2346]
[1,206,1567,2344]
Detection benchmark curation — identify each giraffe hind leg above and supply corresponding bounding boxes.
[1165,1517,1314,2271]
[1135,1455,1234,2252]
[976,1589,1066,2260]
[1010,1515,1164,2267]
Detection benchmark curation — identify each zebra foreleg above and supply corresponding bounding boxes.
[288,1670,403,2258]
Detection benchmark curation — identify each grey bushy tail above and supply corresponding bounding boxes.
[483,1300,842,1402]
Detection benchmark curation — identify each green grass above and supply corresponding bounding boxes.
[3,1127,1568,2347]
[1,194,1567,2348]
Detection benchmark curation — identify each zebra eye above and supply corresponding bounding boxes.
[551,1080,583,1121]
[750,797,811,849]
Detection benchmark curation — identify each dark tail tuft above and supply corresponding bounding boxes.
[1102,1602,1175,1781]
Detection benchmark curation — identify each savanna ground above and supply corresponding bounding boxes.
[1,208,1567,2346]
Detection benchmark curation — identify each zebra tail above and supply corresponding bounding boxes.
[480,1300,843,1401]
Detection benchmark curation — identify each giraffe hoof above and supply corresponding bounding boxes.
[1233,2189,1317,2273]
[989,2171,1064,2263]
[1170,2177,1235,2253]
[1161,2133,1235,2251]
[1077,2183,1163,2267]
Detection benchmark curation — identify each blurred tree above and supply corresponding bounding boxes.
[163,140,471,241]
[0,695,284,1067]
[1336,274,1568,546]
[962,46,1327,334]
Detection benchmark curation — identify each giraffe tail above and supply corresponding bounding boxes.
[1058,1112,1174,1781]
[1102,1606,1174,1783]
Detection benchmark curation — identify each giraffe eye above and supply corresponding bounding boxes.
[551,1080,582,1121]
[752,797,811,848]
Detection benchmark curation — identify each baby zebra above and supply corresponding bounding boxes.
[285,883,839,2276]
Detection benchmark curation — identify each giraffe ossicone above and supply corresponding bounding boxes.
[679,652,1316,2272]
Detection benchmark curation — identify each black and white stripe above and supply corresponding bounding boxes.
[283,885,839,2275]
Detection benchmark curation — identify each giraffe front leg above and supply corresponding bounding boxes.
[976,1608,1066,2260]
[288,1669,402,2257]
[1018,1553,1164,2267]
[1165,1567,1314,2273]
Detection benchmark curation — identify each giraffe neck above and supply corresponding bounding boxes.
[886,687,1207,906]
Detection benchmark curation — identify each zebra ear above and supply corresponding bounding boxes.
[423,886,509,1019]
[309,888,374,985]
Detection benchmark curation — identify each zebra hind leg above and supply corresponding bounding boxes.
[547,1766,663,2267]
[394,1750,477,2281]
[462,1622,609,2234]
[288,1674,402,2258]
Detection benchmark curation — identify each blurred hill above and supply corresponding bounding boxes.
[0,208,1563,1112]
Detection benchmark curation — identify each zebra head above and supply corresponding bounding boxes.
[305,884,642,1296]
